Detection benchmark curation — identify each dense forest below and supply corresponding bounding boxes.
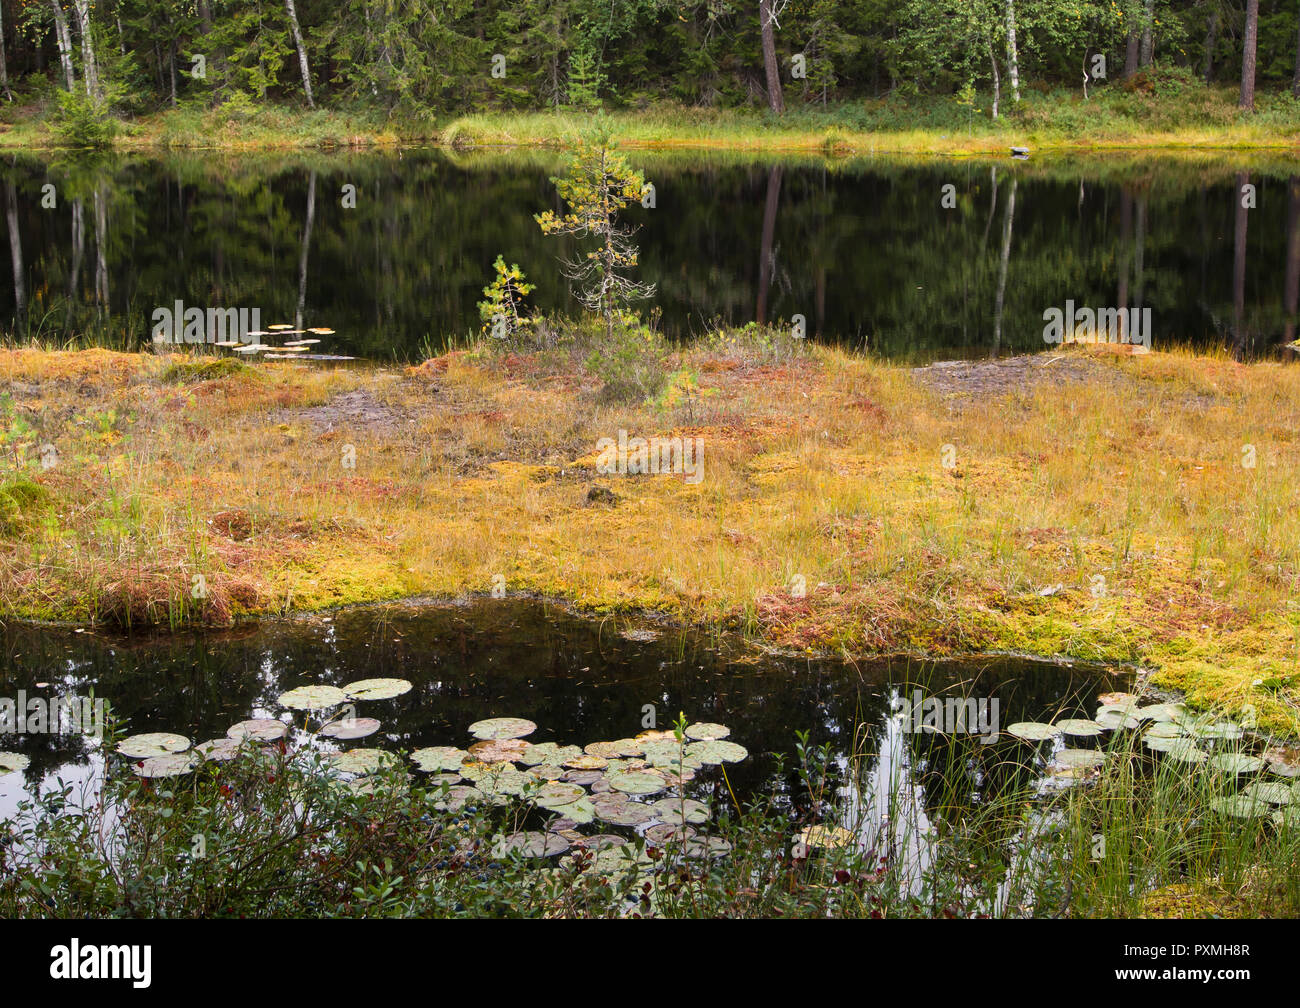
[0,0,1294,118]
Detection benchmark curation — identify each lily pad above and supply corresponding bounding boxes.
[1272,806,1300,828]
[320,717,381,740]
[431,785,480,812]
[1208,753,1264,775]
[1055,718,1104,738]
[595,798,655,826]
[1095,708,1141,730]
[134,753,199,778]
[683,836,732,859]
[647,797,710,824]
[0,752,31,776]
[1052,749,1106,770]
[685,740,748,764]
[194,738,241,762]
[1136,703,1187,723]
[117,732,191,759]
[467,738,531,763]
[608,770,668,795]
[563,753,609,771]
[685,722,731,741]
[585,739,642,758]
[1210,794,1269,819]
[557,798,597,825]
[227,719,288,742]
[1143,721,1187,739]
[1006,722,1059,742]
[532,781,586,809]
[520,742,582,766]
[411,746,468,772]
[493,831,570,858]
[1240,781,1293,806]
[468,717,537,740]
[342,678,412,701]
[331,749,401,775]
[646,823,697,845]
[278,685,347,710]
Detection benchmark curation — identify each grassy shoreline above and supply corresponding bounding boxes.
[1,90,1298,155]
[2,337,1298,736]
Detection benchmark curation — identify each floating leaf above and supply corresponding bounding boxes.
[646,823,697,845]
[607,770,667,795]
[431,785,480,812]
[342,678,412,701]
[134,753,199,778]
[0,752,31,776]
[1052,749,1106,770]
[558,797,596,825]
[647,797,710,824]
[1208,753,1264,775]
[563,754,608,771]
[1143,722,1186,739]
[1006,722,1059,742]
[1136,703,1187,723]
[493,831,571,858]
[468,717,537,740]
[467,738,530,763]
[1055,718,1103,737]
[1210,794,1269,819]
[320,717,381,740]
[595,798,655,826]
[278,685,346,710]
[1095,708,1140,730]
[227,719,288,742]
[331,749,401,775]
[117,732,190,759]
[532,781,586,809]
[584,739,642,759]
[195,738,241,762]
[411,746,468,772]
[520,742,581,766]
[685,722,730,741]
[685,740,748,765]
[683,836,732,859]
[1240,781,1293,806]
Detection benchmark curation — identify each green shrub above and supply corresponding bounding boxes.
[49,89,118,150]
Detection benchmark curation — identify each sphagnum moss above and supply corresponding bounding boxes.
[1,339,1297,735]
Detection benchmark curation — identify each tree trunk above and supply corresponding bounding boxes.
[92,185,108,309]
[759,0,785,115]
[0,2,12,102]
[1293,10,1300,97]
[1204,11,1218,83]
[1005,0,1020,104]
[50,2,76,91]
[1139,0,1154,66]
[1240,0,1259,111]
[72,0,100,100]
[1124,33,1139,77]
[989,40,1000,120]
[284,0,315,109]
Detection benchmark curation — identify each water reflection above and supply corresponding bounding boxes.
[1,151,1296,362]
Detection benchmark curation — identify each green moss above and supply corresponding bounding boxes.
[0,477,52,536]
[159,357,259,383]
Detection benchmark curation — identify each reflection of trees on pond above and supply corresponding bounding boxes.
[0,152,1296,361]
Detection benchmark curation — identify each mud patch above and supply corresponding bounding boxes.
[294,389,409,434]
[913,352,1132,403]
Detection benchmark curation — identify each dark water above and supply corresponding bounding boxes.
[0,149,1296,363]
[0,599,1126,819]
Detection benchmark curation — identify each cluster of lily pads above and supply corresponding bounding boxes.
[408,716,746,868]
[106,675,750,871]
[1005,691,1300,826]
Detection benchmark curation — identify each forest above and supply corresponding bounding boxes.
[0,0,1292,121]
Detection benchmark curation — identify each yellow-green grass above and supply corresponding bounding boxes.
[2,340,1298,735]
[1,91,1297,154]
